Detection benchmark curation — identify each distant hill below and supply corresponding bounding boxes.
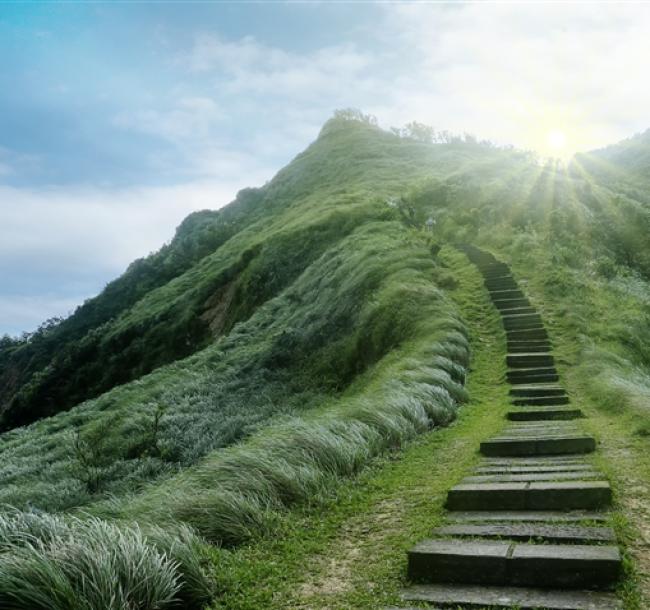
[573,129,650,202]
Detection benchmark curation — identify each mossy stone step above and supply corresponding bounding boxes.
[481,435,595,456]
[508,372,560,384]
[507,353,555,368]
[462,471,600,483]
[400,583,622,609]
[508,342,552,352]
[489,289,526,300]
[431,523,615,543]
[510,385,566,397]
[500,423,581,434]
[475,464,595,474]
[506,328,549,341]
[445,481,611,511]
[407,539,620,588]
[447,510,608,523]
[481,266,511,277]
[486,282,519,293]
[508,407,583,421]
[507,367,559,377]
[494,298,531,310]
[513,395,570,406]
[502,315,544,330]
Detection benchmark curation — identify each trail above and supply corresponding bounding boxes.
[396,246,623,610]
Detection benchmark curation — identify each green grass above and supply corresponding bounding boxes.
[195,245,511,608]
[1,115,650,607]
[0,511,213,610]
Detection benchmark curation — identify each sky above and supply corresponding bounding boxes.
[1,1,650,336]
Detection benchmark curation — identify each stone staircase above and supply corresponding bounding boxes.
[394,246,623,609]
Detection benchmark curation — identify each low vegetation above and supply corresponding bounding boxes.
[1,113,649,607]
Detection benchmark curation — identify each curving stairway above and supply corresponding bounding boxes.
[395,246,623,610]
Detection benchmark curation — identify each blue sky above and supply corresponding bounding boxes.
[1,1,650,335]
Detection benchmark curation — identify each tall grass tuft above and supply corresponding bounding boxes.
[0,510,213,610]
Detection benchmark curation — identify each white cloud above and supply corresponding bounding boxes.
[114,96,224,142]
[183,33,376,100]
[0,178,270,273]
[0,174,273,335]
[376,3,650,152]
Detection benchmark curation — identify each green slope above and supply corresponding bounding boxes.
[1,115,650,609]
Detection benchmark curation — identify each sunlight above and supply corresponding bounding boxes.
[546,129,567,153]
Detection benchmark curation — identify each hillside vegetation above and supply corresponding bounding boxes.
[1,114,650,608]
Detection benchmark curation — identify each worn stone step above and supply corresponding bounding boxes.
[407,539,620,588]
[506,328,549,341]
[400,583,622,609]
[446,481,611,511]
[513,395,570,406]
[498,425,581,436]
[475,464,595,474]
[508,407,583,421]
[481,435,595,456]
[503,315,544,330]
[509,372,560,384]
[510,385,566,397]
[462,471,600,483]
[494,298,531,310]
[431,523,615,543]
[447,510,608,523]
[489,289,526,300]
[487,280,519,289]
[507,338,552,348]
[498,423,580,433]
[508,342,552,353]
[500,306,538,317]
[507,353,555,368]
[481,265,511,276]
[481,455,590,464]
[507,367,558,380]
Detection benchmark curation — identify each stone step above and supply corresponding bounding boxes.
[483,273,519,290]
[499,306,538,317]
[507,338,552,347]
[400,583,622,609]
[499,424,581,435]
[513,395,570,406]
[407,539,620,588]
[510,385,566,397]
[480,435,595,456]
[475,464,596,474]
[480,455,590,464]
[431,523,615,543]
[508,407,583,421]
[503,315,544,330]
[462,471,600,483]
[445,481,612,511]
[508,342,552,353]
[507,353,555,368]
[481,266,511,277]
[506,327,549,341]
[447,510,608,523]
[508,372,560,384]
[489,289,526,300]
[494,298,531,310]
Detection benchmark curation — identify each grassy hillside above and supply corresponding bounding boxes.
[0,118,506,431]
[2,115,650,608]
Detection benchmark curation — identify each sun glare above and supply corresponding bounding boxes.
[546,129,567,152]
